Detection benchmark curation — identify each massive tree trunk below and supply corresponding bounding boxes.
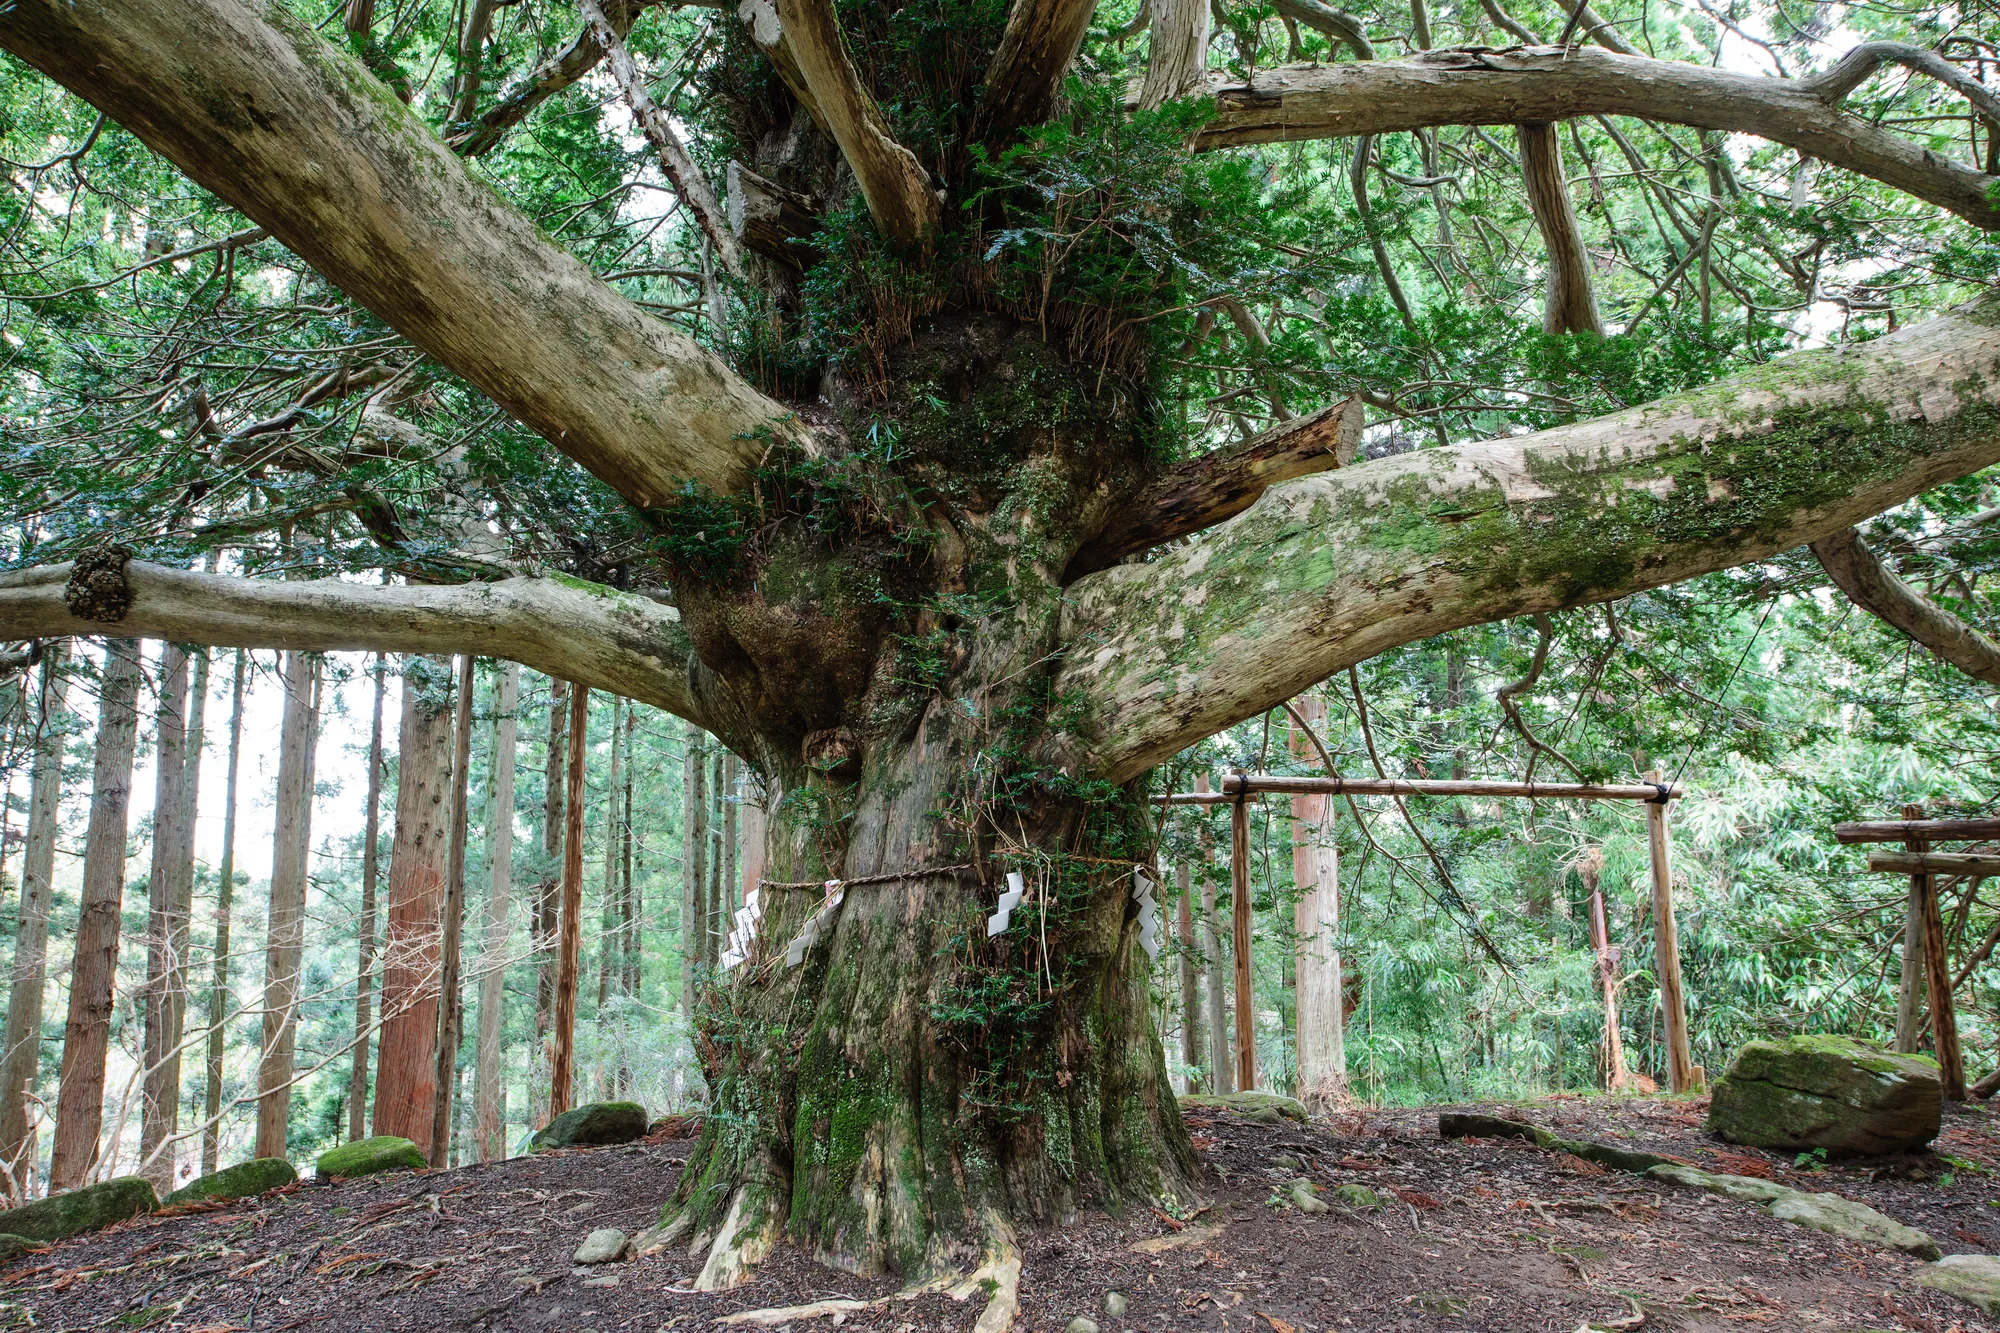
[373,656,454,1156]
[49,639,142,1190]
[0,640,66,1182]
[255,652,320,1160]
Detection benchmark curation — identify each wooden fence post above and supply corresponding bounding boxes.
[1644,771,1698,1093]
[1230,780,1256,1092]
[1907,802,1968,1099]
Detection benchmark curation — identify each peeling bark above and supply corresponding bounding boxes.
[1195,46,2000,231]
[979,0,1100,141]
[1138,0,1211,109]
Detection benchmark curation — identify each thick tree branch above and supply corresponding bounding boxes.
[980,0,1101,142]
[1274,0,1375,59]
[0,0,803,507]
[737,0,940,245]
[1811,527,2000,688]
[727,162,822,269]
[0,563,704,722]
[1138,0,1211,109]
[1056,294,2000,781]
[1195,45,2000,230]
[1066,396,1362,578]
[1806,41,2000,125]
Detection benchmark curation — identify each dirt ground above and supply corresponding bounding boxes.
[6,1094,1999,1333]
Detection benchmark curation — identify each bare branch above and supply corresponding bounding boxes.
[1811,526,2000,688]
[581,0,745,279]
[1056,293,2000,781]
[1806,41,2000,125]
[1066,397,1362,578]
[1196,46,2000,230]
[737,0,940,245]
[1274,0,1374,59]
[0,0,805,506]
[0,563,704,723]
[1517,122,1604,335]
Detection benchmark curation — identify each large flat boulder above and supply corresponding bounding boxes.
[1706,1034,1939,1155]
[166,1157,296,1206]
[532,1101,649,1149]
[0,1176,157,1243]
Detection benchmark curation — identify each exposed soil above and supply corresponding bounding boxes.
[7,1095,2000,1332]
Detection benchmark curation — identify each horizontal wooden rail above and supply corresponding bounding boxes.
[1837,817,2000,845]
[1867,851,2000,876]
[1168,774,1684,802]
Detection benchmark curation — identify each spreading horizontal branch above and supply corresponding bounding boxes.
[1065,396,1363,578]
[1811,526,2000,687]
[1055,293,2000,782]
[0,563,703,723]
[0,0,803,507]
[1195,45,2000,231]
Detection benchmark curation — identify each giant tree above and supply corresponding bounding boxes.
[2,0,2000,1318]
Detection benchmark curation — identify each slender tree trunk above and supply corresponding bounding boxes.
[721,750,739,947]
[201,649,247,1175]
[533,677,567,1108]
[474,662,518,1162]
[1175,859,1203,1092]
[348,654,386,1141]
[1288,695,1345,1108]
[0,641,67,1182]
[373,656,453,1156]
[1198,778,1234,1093]
[430,654,475,1165]
[619,705,638,1091]
[706,748,725,969]
[49,639,142,1190]
[1898,807,1929,1053]
[682,724,708,1016]
[140,643,191,1191]
[597,695,622,1097]
[255,652,320,1160]
[549,683,588,1121]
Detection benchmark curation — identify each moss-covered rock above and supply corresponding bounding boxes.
[1178,1091,1308,1123]
[315,1136,428,1180]
[166,1157,296,1206]
[1921,1254,2000,1315]
[531,1101,649,1149]
[1707,1034,1940,1154]
[1,1176,156,1242]
[0,1234,42,1266]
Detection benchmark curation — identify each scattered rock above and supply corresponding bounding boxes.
[1333,1183,1386,1209]
[0,1175,157,1243]
[1648,1163,1939,1258]
[1919,1254,2000,1314]
[573,1227,631,1264]
[1707,1034,1940,1155]
[1128,1221,1226,1253]
[314,1135,428,1180]
[166,1157,296,1206]
[1269,1151,1305,1171]
[532,1100,650,1149]
[1103,1290,1129,1316]
[1179,1092,1309,1123]
[1288,1179,1329,1214]
[0,1234,44,1266]
[1064,1318,1100,1333]
[582,1273,620,1287]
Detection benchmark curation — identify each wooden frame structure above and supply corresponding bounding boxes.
[1161,771,1699,1095]
[1841,808,1981,1100]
